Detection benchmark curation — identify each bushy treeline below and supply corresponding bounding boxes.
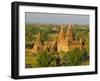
[26,48,89,68]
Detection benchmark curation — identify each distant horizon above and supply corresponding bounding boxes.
[25,12,89,25]
[25,23,89,25]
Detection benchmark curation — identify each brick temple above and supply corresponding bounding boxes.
[32,25,85,53]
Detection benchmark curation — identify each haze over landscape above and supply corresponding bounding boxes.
[25,12,89,24]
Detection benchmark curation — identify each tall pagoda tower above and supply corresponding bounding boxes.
[32,32,43,53]
[57,26,69,52]
[65,24,74,42]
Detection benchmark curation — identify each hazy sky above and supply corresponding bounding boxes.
[25,12,89,24]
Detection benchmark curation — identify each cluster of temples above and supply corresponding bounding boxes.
[32,25,85,53]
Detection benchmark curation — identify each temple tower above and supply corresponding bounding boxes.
[57,26,69,52]
[32,32,43,53]
[65,24,74,42]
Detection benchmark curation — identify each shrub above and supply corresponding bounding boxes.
[63,48,83,66]
[36,51,53,67]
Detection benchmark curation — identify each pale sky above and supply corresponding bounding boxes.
[25,12,89,24]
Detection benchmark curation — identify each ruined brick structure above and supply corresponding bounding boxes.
[32,25,85,53]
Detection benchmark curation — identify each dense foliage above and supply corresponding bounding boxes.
[26,48,89,68]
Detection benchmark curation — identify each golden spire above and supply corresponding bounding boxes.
[65,24,73,41]
[32,32,43,53]
[36,32,41,41]
[58,25,65,41]
[67,24,72,34]
[60,25,64,34]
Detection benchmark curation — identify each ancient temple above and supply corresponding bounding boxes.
[64,25,84,51]
[57,26,69,52]
[32,32,43,53]
[32,24,85,53]
[65,25,74,41]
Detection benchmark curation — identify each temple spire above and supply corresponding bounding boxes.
[32,32,43,53]
[65,24,73,41]
[36,32,41,41]
[58,25,64,41]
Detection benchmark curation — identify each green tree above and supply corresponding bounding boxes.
[36,51,53,67]
[63,48,83,66]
